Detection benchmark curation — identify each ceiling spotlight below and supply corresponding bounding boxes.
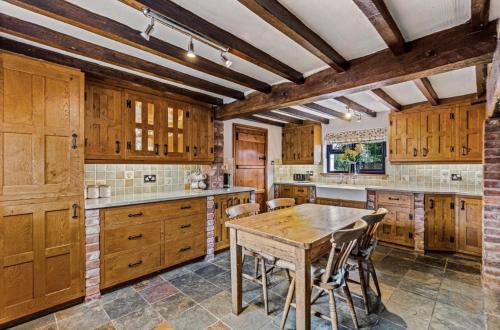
[356,113,362,122]
[140,17,155,41]
[220,51,232,68]
[344,105,352,120]
[187,37,196,58]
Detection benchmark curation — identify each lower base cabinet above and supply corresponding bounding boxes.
[457,196,482,256]
[275,184,315,205]
[316,197,366,209]
[375,192,415,248]
[213,192,251,251]
[425,195,456,251]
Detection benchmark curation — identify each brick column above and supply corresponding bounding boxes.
[366,190,376,210]
[483,117,500,290]
[413,193,425,253]
[205,196,216,261]
[207,121,224,189]
[84,209,101,301]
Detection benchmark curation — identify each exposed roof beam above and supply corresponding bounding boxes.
[476,64,488,100]
[238,0,346,71]
[0,37,222,105]
[6,0,272,93]
[261,112,303,124]
[414,78,439,106]
[119,0,304,84]
[278,108,329,124]
[353,0,405,55]
[334,97,377,117]
[371,88,401,111]
[471,0,490,30]
[399,94,478,111]
[0,14,244,100]
[216,21,497,120]
[302,102,350,121]
[245,116,285,127]
[486,29,500,118]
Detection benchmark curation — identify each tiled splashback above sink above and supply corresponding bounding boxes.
[84,164,201,196]
[274,163,483,191]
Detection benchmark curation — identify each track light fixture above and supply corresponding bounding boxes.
[140,17,155,41]
[356,113,362,122]
[344,106,352,120]
[187,37,196,58]
[220,51,232,68]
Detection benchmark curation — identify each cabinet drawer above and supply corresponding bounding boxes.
[103,244,161,288]
[164,214,206,241]
[104,221,161,255]
[279,185,294,197]
[163,198,206,219]
[103,203,165,227]
[293,186,309,197]
[165,234,206,267]
[377,192,413,207]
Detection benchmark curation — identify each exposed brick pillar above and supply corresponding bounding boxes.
[207,120,224,189]
[205,196,216,261]
[84,209,101,301]
[366,190,376,210]
[413,193,425,253]
[483,117,500,290]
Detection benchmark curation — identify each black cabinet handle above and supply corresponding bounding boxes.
[71,133,78,149]
[297,189,304,192]
[461,146,468,156]
[422,147,428,157]
[128,234,143,240]
[72,203,78,219]
[413,148,418,157]
[180,224,191,229]
[180,205,191,210]
[298,153,301,159]
[193,146,198,157]
[128,212,143,218]
[429,199,435,209]
[164,144,168,155]
[115,141,120,154]
[388,197,399,201]
[128,260,143,268]
[461,200,465,210]
[179,246,191,252]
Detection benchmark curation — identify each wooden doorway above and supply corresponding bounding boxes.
[233,124,267,212]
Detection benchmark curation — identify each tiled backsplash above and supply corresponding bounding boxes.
[84,164,201,196]
[274,163,483,191]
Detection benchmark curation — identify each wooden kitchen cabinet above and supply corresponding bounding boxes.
[84,82,124,160]
[456,196,482,256]
[282,123,321,164]
[274,184,315,205]
[375,192,414,247]
[316,197,366,209]
[189,105,214,162]
[425,195,456,251]
[213,192,251,251]
[419,107,456,161]
[389,111,420,162]
[457,104,484,161]
[160,100,190,162]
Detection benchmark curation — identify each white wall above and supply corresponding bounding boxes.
[223,119,282,196]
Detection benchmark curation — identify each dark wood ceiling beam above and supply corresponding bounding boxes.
[245,116,285,127]
[6,0,272,93]
[260,112,303,124]
[0,14,244,100]
[414,78,439,106]
[0,37,222,105]
[371,88,401,111]
[471,0,490,30]
[476,64,488,100]
[277,108,329,124]
[120,0,304,84]
[486,31,500,118]
[302,102,350,121]
[353,0,406,55]
[334,97,377,117]
[238,0,346,71]
[217,20,497,120]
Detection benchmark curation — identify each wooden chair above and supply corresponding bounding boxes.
[266,198,296,211]
[226,202,274,314]
[277,219,368,330]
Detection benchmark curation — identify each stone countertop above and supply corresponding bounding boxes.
[274,181,483,197]
[85,186,256,209]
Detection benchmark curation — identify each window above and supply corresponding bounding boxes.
[326,141,386,174]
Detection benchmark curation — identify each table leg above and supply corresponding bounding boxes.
[295,247,311,330]
[230,228,243,314]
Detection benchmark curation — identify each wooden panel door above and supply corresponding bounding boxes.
[298,126,313,163]
[457,197,482,256]
[282,128,294,163]
[425,195,456,251]
[124,91,162,160]
[161,100,190,161]
[190,105,214,162]
[0,197,83,324]
[84,83,123,160]
[457,104,484,161]
[213,192,250,251]
[0,53,83,201]
[419,108,456,161]
[389,112,420,161]
[377,204,414,247]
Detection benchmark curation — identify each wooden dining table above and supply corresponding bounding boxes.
[226,203,372,330]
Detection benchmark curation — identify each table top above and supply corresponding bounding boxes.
[226,204,372,249]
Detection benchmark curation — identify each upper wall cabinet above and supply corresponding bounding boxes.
[389,98,484,163]
[0,52,84,201]
[282,123,322,165]
[161,100,191,162]
[189,105,214,162]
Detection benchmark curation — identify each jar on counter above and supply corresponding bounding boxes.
[99,184,111,198]
[86,185,99,199]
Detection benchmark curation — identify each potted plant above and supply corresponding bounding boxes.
[340,144,364,174]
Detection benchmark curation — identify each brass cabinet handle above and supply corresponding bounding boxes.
[128,260,143,268]
[180,205,191,210]
[72,203,78,219]
[71,133,78,149]
[179,246,191,252]
[128,234,143,240]
[180,224,191,229]
[128,212,144,218]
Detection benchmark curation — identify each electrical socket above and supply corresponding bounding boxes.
[451,173,462,181]
[144,175,157,183]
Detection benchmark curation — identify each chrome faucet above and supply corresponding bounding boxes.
[351,174,358,185]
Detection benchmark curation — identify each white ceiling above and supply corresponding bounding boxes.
[0,0,494,108]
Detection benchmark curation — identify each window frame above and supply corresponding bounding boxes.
[326,141,386,175]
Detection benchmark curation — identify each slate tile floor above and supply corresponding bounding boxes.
[10,245,500,330]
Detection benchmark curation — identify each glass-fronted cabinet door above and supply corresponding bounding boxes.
[161,101,190,161]
[124,92,161,160]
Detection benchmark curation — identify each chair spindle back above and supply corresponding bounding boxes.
[266,198,295,211]
[226,203,260,220]
[357,208,388,251]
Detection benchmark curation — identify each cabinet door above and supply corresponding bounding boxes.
[457,197,482,256]
[425,195,456,251]
[278,184,294,198]
[124,92,162,160]
[0,53,83,201]
[419,108,456,161]
[84,83,123,160]
[161,101,190,161]
[377,204,414,247]
[298,126,313,163]
[282,128,293,163]
[457,105,484,161]
[0,197,83,324]
[190,106,214,162]
[389,112,420,161]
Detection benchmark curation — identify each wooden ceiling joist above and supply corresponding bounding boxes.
[302,102,350,121]
[353,0,406,55]
[246,116,285,127]
[334,97,377,117]
[0,14,244,100]
[414,77,439,106]
[238,0,346,71]
[371,88,401,111]
[277,108,329,124]
[476,64,488,100]
[471,0,491,30]
[260,112,303,124]
[216,21,497,120]
[6,0,272,94]
[120,0,305,84]
[0,37,222,105]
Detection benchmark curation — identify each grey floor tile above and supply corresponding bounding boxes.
[211,255,231,270]
[389,249,418,261]
[159,266,193,281]
[446,260,481,275]
[374,256,413,276]
[437,287,484,313]
[112,307,164,330]
[398,276,440,299]
[185,259,212,271]
[102,292,148,320]
[152,292,196,320]
[206,320,232,330]
[99,287,137,305]
[10,313,56,330]
[416,254,447,268]
[429,302,485,330]
[381,289,435,329]
[169,271,223,302]
[169,305,217,330]
[484,287,500,316]
[487,313,500,330]
[208,270,232,290]
[444,269,482,287]
[194,263,227,279]
[56,301,111,330]
[200,290,233,318]
[222,304,274,330]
